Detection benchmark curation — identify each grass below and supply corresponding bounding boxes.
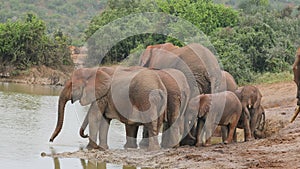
[250,71,294,85]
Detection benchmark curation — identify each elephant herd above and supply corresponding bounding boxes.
[49,43,266,151]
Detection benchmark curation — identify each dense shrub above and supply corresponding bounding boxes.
[0,13,73,70]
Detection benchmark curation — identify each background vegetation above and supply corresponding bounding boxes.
[0,0,300,84]
[85,0,300,84]
[0,13,73,71]
[0,0,107,46]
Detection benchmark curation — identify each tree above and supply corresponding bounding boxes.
[85,0,239,65]
[0,13,73,71]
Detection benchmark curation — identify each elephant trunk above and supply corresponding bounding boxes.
[49,88,70,142]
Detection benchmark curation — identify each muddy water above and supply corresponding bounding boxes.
[0,82,142,169]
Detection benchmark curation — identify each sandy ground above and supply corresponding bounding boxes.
[45,81,300,169]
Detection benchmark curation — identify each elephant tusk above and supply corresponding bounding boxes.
[290,106,300,123]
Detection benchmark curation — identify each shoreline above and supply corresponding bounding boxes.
[0,65,73,86]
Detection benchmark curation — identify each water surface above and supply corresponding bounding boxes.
[0,82,139,169]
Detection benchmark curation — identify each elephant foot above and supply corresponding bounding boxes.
[98,144,109,150]
[254,130,265,139]
[139,138,149,149]
[224,138,234,144]
[180,138,196,146]
[147,144,160,151]
[124,142,138,149]
[245,137,254,142]
[245,138,254,142]
[203,143,211,147]
[86,141,99,150]
[195,142,202,147]
[172,143,180,148]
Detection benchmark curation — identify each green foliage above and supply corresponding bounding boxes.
[210,28,254,84]
[0,0,106,46]
[85,0,167,65]
[210,7,297,83]
[0,13,73,70]
[157,0,239,35]
[252,71,293,84]
[85,0,239,66]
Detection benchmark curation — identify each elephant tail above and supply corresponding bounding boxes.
[156,89,168,120]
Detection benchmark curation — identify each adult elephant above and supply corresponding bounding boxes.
[292,47,300,122]
[139,43,223,146]
[233,85,262,141]
[221,70,238,92]
[50,66,168,151]
[139,43,223,95]
[80,68,191,149]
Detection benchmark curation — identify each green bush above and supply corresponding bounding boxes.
[0,13,73,70]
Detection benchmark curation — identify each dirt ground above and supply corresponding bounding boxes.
[45,81,300,169]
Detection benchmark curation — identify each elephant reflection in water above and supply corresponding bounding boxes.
[52,156,145,169]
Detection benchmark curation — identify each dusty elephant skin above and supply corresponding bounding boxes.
[185,91,242,146]
[139,68,191,148]
[50,66,169,151]
[234,85,263,142]
[79,68,191,149]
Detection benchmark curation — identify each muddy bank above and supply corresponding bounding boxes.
[0,65,73,85]
[44,81,300,168]
[45,106,300,169]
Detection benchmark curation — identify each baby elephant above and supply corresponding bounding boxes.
[186,91,242,146]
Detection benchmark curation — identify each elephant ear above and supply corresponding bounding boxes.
[199,94,211,118]
[187,95,201,118]
[253,89,262,109]
[139,46,153,67]
[80,69,112,106]
[71,68,98,103]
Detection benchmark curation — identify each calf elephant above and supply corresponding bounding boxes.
[233,85,262,141]
[180,70,238,145]
[185,91,242,147]
[80,68,191,149]
[50,66,168,151]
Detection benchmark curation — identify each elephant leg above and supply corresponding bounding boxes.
[195,119,204,147]
[250,108,258,138]
[160,122,169,148]
[87,116,100,150]
[221,126,229,143]
[98,116,111,150]
[86,103,100,150]
[124,125,138,149]
[139,126,149,149]
[243,107,253,141]
[225,114,239,144]
[145,120,160,151]
[162,105,181,148]
[233,128,237,143]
